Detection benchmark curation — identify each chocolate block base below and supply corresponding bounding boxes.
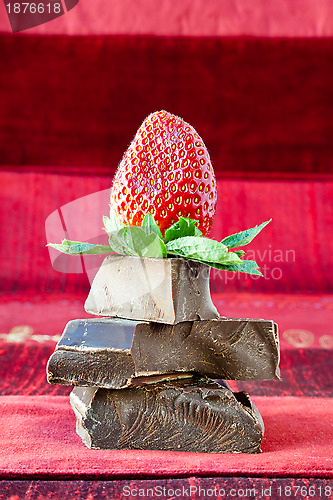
[84,255,219,324]
[70,378,264,453]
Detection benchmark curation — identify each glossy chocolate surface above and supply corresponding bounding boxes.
[47,316,279,388]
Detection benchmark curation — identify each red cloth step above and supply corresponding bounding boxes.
[0,395,332,479]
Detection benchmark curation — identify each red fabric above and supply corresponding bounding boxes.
[1,171,332,295]
[1,0,333,37]
[1,292,332,348]
[1,334,332,398]
[1,29,332,485]
[1,478,332,499]
[214,293,333,349]
[0,395,332,479]
[1,35,333,176]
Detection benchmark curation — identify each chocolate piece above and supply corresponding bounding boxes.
[47,318,138,389]
[70,377,264,453]
[133,317,280,381]
[46,317,279,388]
[84,255,219,324]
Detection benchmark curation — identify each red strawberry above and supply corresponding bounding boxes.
[110,110,217,235]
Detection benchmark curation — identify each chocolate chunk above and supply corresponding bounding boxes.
[47,318,138,389]
[70,377,264,453]
[84,255,219,324]
[46,317,279,388]
[133,317,280,381]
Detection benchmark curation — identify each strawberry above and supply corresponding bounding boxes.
[110,110,217,235]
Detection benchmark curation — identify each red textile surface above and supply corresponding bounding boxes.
[0,395,332,479]
[1,478,333,500]
[1,335,332,398]
[1,292,332,348]
[2,0,333,37]
[1,172,333,295]
[1,35,333,176]
[1,29,333,487]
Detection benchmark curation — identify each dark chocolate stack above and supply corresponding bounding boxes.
[47,256,280,453]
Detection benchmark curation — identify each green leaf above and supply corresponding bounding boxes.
[207,259,263,276]
[234,250,246,257]
[141,213,164,241]
[110,226,167,258]
[47,240,112,255]
[221,219,272,249]
[108,231,135,256]
[166,236,242,265]
[164,217,202,243]
[103,206,125,235]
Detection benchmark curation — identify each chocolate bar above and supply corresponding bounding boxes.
[84,255,219,324]
[47,317,279,389]
[70,377,264,453]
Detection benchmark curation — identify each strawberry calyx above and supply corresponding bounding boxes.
[47,208,271,276]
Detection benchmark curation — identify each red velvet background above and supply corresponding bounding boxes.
[2,173,333,296]
[0,28,332,495]
[1,35,333,177]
